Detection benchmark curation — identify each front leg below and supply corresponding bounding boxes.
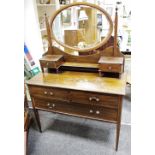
[115,96,123,151]
[32,98,42,132]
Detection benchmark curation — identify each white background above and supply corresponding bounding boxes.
[24,0,44,68]
[0,0,155,154]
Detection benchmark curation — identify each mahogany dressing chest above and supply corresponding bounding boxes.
[27,2,126,151]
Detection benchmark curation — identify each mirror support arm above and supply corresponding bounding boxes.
[114,7,118,56]
[45,13,53,54]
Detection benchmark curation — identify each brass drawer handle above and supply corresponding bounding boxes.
[50,92,53,95]
[96,111,100,114]
[89,97,100,102]
[46,62,49,66]
[44,91,48,95]
[49,107,52,109]
[89,109,93,113]
[108,66,112,70]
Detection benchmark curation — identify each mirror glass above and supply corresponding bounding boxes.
[52,5,112,55]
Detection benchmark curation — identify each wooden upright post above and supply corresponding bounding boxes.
[114,7,118,56]
[45,13,53,54]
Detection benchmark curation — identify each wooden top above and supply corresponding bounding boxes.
[39,55,63,62]
[62,62,99,68]
[98,56,124,64]
[27,71,126,95]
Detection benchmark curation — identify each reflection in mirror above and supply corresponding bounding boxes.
[52,5,111,55]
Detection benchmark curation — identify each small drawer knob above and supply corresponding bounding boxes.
[96,98,100,102]
[44,91,48,95]
[52,104,55,107]
[89,109,93,113]
[108,66,112,70]
[96,111,100,114]
[50,92,53,95]
[47,103,50,106]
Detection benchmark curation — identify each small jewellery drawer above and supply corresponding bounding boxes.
[70,90,118,108]
[34,99,117,122]
[29,86,69,101]
[40,60,56,68]
[99,64,123,73]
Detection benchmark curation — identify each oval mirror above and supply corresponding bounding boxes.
[50,2,113,54]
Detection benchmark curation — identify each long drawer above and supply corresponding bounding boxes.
[29,86,119,109]
[34,98,118,122]
[70,90,118,109]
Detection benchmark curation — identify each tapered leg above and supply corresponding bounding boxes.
[98,70,102,77]
[41,65,44,73]
[115,96,123,151]
[33,109,42,132]
[56,68,59,73]
[32,98,42,132]
[115,121,121,151]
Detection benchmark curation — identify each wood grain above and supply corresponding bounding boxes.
[34,98,118,122]
[98,57,124,64]
[27,71,126,95]
[62,62,99,68]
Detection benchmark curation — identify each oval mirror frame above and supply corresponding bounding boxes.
[50,2,113,52]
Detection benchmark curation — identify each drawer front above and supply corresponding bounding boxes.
[70,90,118,109]
[40,60,56,68]
[40,60,63,69]
[34,99,117,122]
[99,64,123,73]
[29,86,69,101]
[88,105,117,121]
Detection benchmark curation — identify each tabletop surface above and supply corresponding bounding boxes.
[27,71,126,95]
[39,55,63,61]
[98,56,124,64]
